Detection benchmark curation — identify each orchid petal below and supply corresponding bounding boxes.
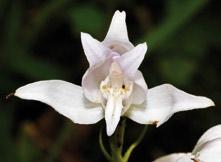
[105,95,122,136]
[15,80,104,124]
[82,56,113,103]
[195,138,221,162]
[104,10,128,43]
[118,43,147,78]
[134,70,148,91]
[192,125,221,154]
[81,32,110,66]
[153,153,192,162]
[131,83,147,105]
[126,84,214,126]
[131,71,148,105]
[103,10,133,53]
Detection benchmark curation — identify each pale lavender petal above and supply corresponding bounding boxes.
[81,32,110,66]
[118,43,147,78]
[82,56,113,103]
[15,80,104,124]
[126,84,214,126]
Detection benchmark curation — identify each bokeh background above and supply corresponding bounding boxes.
[0,0,220,162]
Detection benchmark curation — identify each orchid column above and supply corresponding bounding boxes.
[14,11,214,162]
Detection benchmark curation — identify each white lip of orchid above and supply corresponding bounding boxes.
[100,61,133,135]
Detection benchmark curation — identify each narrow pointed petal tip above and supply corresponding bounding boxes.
[106,124,115,136]
[104,95,122,136]
[81,32,109,66]
[118,42,147,78]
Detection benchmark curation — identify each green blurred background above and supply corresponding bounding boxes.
[0,0,220,162]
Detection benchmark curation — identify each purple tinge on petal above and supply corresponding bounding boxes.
[117,43,147,79]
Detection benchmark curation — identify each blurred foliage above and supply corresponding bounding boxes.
[0,0,220,162]
[69,5,106,35]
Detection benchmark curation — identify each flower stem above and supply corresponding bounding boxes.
[99,129,112,162]
[123,125,148,162]
[99,119,148,162]
[109,118,126,162]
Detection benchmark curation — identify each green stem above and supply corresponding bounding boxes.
[109,118,126,162]
[116,118,126,153]
[99,119,148,162]
[123,125,148,162]
[99,129,112,162]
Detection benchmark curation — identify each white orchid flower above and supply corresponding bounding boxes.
[153,125,221,162]
[15,10,214,136]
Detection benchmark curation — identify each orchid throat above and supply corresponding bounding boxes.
[100,61,133,135]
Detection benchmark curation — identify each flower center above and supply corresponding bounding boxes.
[99,61,133,113]
[99,61,133,135]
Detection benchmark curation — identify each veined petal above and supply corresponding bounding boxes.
[81,32,110,66]
[126,84,214,126]
[194,138,221,162]
[192,125,221,154]
[103,10,133,53]
[153,153,192,162]
[105,95,122,136]
[118,43,147,78]
[15,80,104,124]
